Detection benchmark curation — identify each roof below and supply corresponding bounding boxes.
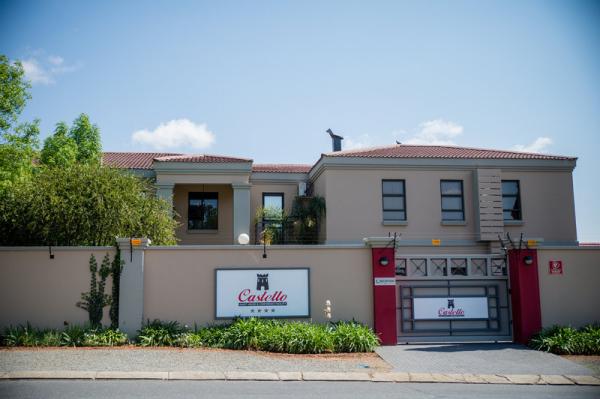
[252,164,312,173]
[102,152,251,169]
[322,144,576,161]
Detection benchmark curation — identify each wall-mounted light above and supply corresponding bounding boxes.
[238,233,250,245]
[379,256,389,266]
[523,255,534,265]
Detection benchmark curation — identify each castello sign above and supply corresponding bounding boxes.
[413,297,489,320]
[215,268,309,318]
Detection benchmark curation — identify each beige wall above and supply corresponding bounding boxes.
[537,247,600,328]
[314,168,477,244]
[143,246,373,327]
[249,182,300,243]
[173,184,233,245]
[312,167,577,246]
[0,248,115,329]
[502,171,577,243]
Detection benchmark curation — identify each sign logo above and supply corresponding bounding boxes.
[549,260,563,275]
[256,274,269,290]
[447,299,455,309]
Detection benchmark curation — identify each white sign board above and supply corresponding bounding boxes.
[413,297,489,320]
[374,277,396,286]
[216,268,310,318]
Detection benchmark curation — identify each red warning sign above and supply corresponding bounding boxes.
[549,260,563,275]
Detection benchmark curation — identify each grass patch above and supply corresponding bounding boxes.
[529,324,600,355]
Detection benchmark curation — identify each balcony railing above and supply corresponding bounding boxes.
[254,218,321,245]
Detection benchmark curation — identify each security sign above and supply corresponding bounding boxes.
[549,260,563,275]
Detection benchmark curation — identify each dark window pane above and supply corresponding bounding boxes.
[441,181,462,195]
[442,197,463,211]
[442,211,464,221]
[502,181,519,195]
[188,192,218,230]
[383,181,404,195]
[383,196,405,210]
[383,211,406,221]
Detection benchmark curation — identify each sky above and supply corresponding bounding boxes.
[1,0,599,241]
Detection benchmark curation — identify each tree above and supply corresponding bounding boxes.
[0,55,30,133]
[40,122,78,167]
[0,164,177,246]
[69,113,101,164]
[0,55,40,191]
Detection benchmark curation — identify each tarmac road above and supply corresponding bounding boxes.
[1,380,599,399]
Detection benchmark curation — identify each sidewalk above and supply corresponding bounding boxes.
[1,347,599,386]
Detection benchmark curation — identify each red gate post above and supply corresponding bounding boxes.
[364,237,397,345]
[508,248,542,344]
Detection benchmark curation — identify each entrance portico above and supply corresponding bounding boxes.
[152,154,253,245]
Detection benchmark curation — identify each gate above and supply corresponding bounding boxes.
[396,254,512,343]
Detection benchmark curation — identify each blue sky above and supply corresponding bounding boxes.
[1,1,599,241]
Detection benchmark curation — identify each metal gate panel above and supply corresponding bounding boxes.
[396,255,512,343]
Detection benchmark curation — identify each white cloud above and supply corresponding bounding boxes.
[404,119,464,145]
[513,137,553,153]
[47,55,64,66]
[132,119,216,150]
[21,58,54,85]
[20,54,80,85]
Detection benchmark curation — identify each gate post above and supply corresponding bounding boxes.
[508,248,542,344]
[364,237,397,345]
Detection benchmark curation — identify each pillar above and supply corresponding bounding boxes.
[508,248,542,344]
[117,237,151,337]
[364,237,397,345]
[156,183,175,216]
[232,183,251,244]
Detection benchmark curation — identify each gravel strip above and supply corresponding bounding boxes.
[0,348,389,373]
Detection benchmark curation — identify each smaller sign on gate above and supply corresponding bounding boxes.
[413,297,489,320]
[548,260,563,275]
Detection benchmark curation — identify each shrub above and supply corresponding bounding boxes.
[137,320,186,347]
[529,324,600,355]
[331,321,379,353]
[1,324,128,347]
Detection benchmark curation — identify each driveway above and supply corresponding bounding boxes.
[376,343,596,375]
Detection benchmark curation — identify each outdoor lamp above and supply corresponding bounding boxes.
[379,256,389,266]
[237,233,250,245]
[523,255,534,265]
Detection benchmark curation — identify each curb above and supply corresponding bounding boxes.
[1,371,599,385]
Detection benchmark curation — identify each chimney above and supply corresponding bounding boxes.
[326,129,343,152]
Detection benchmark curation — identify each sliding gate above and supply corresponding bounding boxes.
[396,255,512,343]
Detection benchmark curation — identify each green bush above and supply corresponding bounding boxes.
[529,324,600,355]
[331,321,380,353]
[137,320,186,347]
[1,324,128,347]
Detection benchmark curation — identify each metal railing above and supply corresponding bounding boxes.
[254,218,321,245]
[395,254,508,279]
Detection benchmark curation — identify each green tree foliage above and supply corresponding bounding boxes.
[40,122,78,167]
[0,55,40,191]
[0,164,177,246]
[69,113,101,164]
[77,254,111,328]
[0,55,30,132]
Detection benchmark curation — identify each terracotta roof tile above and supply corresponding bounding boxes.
[102,152,181,169]
[154,154,252,163]
[323,144,576,161]
[252,164,312,173]
[102,152,251,169]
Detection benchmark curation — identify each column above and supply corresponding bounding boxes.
[232,183,251,244]
[116,237,151,337]
[156,183,175,217]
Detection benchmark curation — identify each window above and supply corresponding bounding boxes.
[188,192,218,230]
[440,180,464,221]
[262,193,284,221]
[502,180,522,221]
[382,180,406,221]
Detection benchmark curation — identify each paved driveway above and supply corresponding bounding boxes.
[376,343,595,375]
